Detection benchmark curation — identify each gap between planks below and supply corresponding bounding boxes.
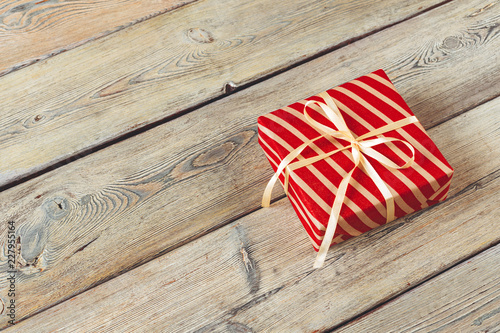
[6,110,500,331]
[4,91,500,331]
[0,0,199,78]
[332,242,500,332]
[0,0,453,188]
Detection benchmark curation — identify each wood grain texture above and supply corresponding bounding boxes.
[2,92,499,330]
[0,0,449,187]
[0,0,197,76]
[335,244,500,333]
[6,99,499,332]
[0,0,499,327]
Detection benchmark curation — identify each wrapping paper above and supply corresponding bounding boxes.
[258,69,453,266]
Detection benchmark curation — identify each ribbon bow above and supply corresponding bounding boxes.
[262,92,418,268]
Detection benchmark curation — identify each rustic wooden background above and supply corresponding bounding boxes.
[0,0,499,331]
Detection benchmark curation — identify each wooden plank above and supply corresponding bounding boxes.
[0,0,197,77]
[6,99,499,331]
[334,244,500,333]
[0,0,449,187]
[0,0,499,326]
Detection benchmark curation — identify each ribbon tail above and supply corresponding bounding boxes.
[314,168,355,268]
[262,136,322,207]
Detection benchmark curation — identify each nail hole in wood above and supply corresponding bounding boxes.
[224,81,237,94]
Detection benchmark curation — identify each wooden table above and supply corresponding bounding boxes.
[1,0,499,331]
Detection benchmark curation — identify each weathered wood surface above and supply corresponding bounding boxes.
[0,0,196,77]
[335,244,500,333]
[0,0,499,327]
[7,99,499,331]
[0,0,448,187]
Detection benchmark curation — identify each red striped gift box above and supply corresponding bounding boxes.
[258,69,453,267]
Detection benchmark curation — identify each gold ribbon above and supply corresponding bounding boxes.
[262,92,419,268]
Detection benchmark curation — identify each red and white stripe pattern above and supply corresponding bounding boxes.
[258,69,454,250]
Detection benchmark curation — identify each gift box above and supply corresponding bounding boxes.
[258,69,453,268]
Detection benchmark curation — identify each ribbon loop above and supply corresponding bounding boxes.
[262,92,419,268]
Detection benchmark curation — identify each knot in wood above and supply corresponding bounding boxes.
[43,197,70,220]
[192,141,236,167]
[187,28,215,44]
[23,113,48,128]
[442,36,461,50]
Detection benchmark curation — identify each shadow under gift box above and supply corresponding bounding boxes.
[257,69,454,253]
